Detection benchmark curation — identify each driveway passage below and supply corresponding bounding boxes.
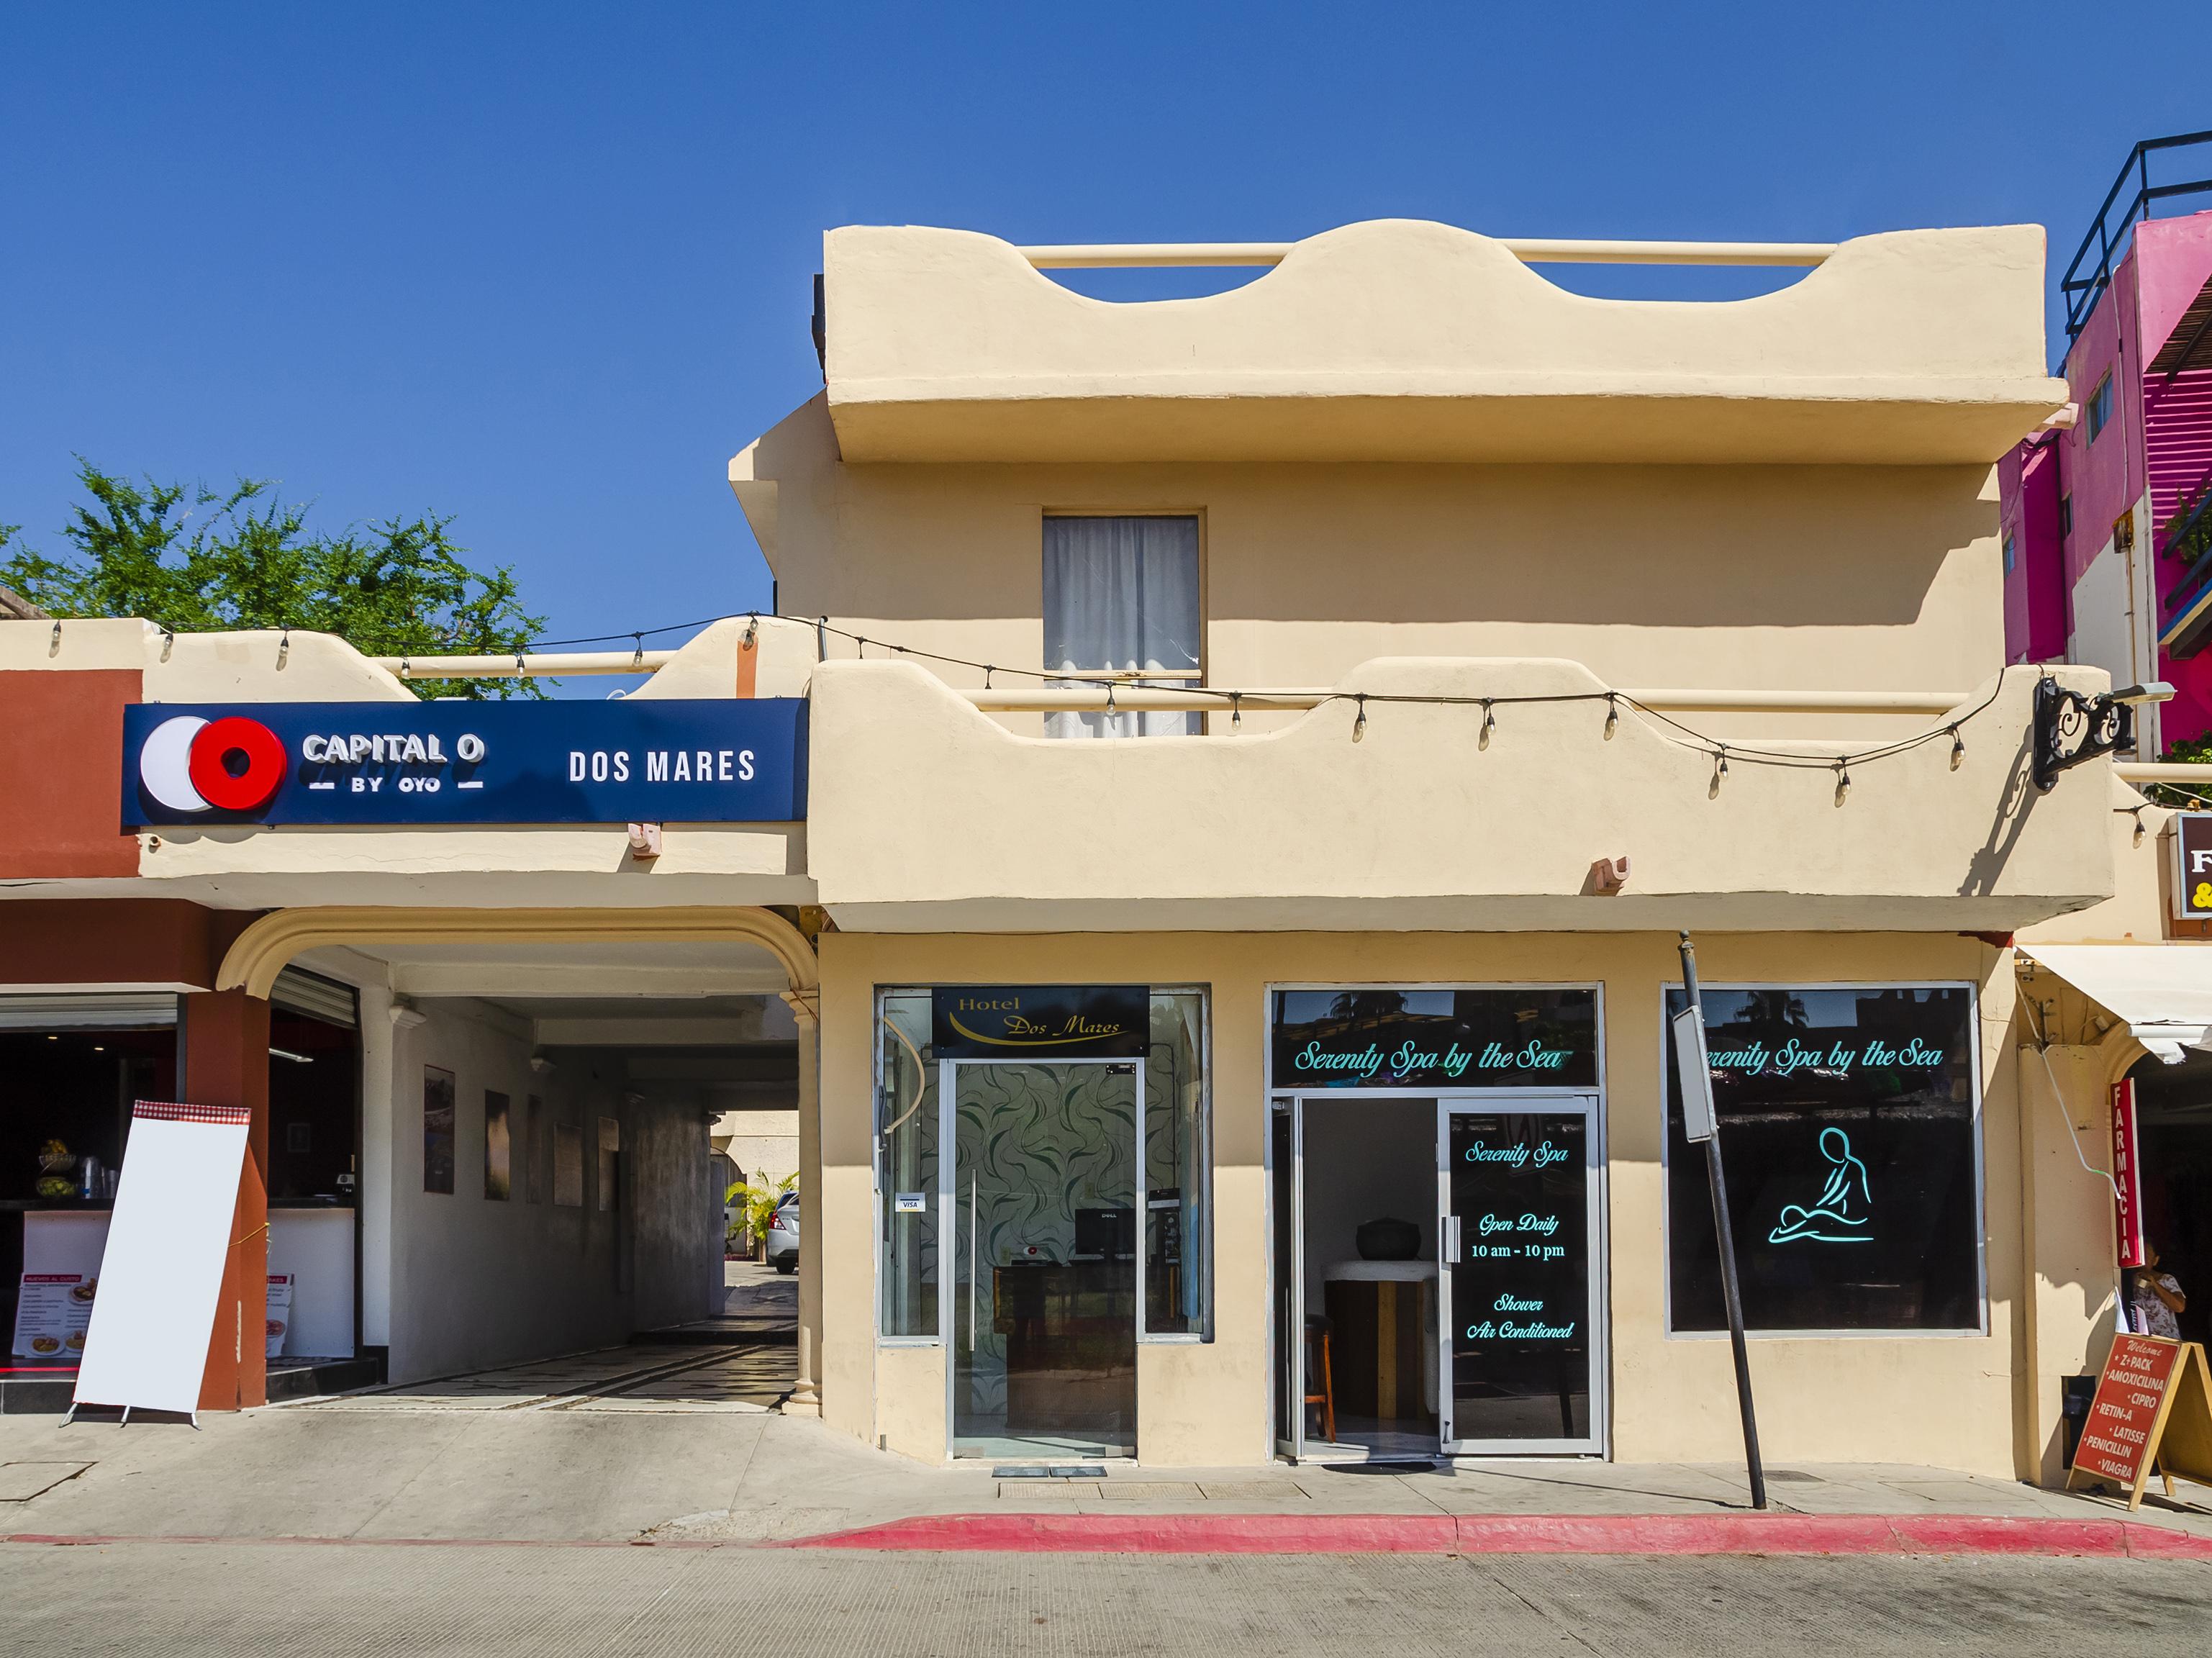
[2,1541,2208,1657]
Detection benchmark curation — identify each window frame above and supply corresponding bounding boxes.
[1656,979,1987,1341]
[1039,508,1209,726]
[2088,372,2114,442]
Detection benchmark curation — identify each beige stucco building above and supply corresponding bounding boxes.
[1,217,2186,1480]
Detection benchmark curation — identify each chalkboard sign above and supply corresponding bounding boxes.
[2068,1334,2212,1510]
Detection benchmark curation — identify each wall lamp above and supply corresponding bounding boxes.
[2033,679,2175,792]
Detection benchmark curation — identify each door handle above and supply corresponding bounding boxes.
[1443,1214,1462,1263]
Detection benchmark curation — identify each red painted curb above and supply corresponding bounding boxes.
[1452,1514,1902,1556]
[779,1511,2212,1559]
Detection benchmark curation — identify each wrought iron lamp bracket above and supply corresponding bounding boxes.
[2032,676,2134,792]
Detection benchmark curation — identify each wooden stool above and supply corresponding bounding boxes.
[1304,1312,1336,1444]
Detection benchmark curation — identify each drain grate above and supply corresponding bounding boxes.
[994,1465,1107,1479]
[1765,1470,1823,1483]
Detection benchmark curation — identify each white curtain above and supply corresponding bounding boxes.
[1043,516,1201,738]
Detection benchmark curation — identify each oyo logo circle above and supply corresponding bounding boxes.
[140,715,287,813]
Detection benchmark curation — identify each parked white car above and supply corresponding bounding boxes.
[766,1192,799,1274]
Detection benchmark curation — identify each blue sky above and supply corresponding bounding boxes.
[5,2,2211,671]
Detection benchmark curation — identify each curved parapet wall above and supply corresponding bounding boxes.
[804,656,2115,933]
[822,220,2067,464]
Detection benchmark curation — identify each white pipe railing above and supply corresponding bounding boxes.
[371,651,674,679]
[964,687,1970,715]
[2118,764,2212,784]
[1018,238,1838,271]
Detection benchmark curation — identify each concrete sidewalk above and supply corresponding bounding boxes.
[6,1380,2212,1554]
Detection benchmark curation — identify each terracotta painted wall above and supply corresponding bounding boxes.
[0,668,140,878]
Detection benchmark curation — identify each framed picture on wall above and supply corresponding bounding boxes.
[422,1066,455,1195]
[484,1090,511,1201]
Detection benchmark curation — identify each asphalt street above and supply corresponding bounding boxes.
[3,1542,2206,1657]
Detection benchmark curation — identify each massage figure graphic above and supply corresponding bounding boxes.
[1767,1127,1872,1244]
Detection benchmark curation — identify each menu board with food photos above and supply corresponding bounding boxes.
[12,1273,96,1362]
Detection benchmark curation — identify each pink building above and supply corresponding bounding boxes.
[2001,132,2212,751]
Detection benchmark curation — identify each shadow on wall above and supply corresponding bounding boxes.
[1957,715,2041,899]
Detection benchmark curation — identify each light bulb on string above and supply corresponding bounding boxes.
[1709,747,1728,798]
[1833,758,1851,807]
[2132,807,2147,847]
[1479,700,1495,750]
[1603,695,1618,740]
[1351,694,1368,742]
[1949,726,1964,770]
[1230,692,1243,730]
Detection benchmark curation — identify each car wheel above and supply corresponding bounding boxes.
[776,1259,797,1274]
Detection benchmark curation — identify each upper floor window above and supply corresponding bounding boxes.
[2087,373,2113,442]
[1043,515,1200,738]
[2003,532,2016,575]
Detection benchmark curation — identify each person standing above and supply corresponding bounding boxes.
[2130,1243,2186,1340]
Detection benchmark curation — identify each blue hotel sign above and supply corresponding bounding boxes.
[121,699,807,826]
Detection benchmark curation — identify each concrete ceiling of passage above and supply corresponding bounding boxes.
[303,939,796,1001]
[217,906,819,1001]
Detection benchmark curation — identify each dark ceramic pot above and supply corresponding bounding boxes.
[1355,1217,1421,1261]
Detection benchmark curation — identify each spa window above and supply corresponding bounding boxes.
[1663,984,1982,1334]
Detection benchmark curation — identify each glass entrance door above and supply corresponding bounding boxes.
[1438,1099,1604,1455]
[946,1058,1141,1459]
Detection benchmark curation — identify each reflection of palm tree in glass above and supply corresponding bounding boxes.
[1733,991,1809,1033]
[1328,990,1407,1022]
[1318,995,1407,1034]
[1768,1128,1872,1244]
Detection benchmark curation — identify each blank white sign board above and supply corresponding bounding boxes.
[73,1101,250,1418]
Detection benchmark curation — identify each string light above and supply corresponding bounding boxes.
[2131,807,2147,847]
[515,607,2013,799]
[1710,748,1728,797]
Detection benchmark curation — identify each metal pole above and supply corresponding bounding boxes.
[1679,931,1767,1510]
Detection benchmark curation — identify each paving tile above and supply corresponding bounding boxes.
[1197,1481,1309,1502]
[1097,1481,1206,1501]
[0,1461,92,1501]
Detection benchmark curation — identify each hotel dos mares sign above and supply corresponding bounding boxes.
[120,699,807,825]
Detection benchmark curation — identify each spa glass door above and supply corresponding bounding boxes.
[1438,1098,1604,1455]
[945,1057,1141,1459]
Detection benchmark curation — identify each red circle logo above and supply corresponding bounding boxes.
[187,717,287,811]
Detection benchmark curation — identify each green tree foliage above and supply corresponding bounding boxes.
[1,462,546,700]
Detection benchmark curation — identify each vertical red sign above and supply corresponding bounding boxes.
[2112,1079,2144,1270]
